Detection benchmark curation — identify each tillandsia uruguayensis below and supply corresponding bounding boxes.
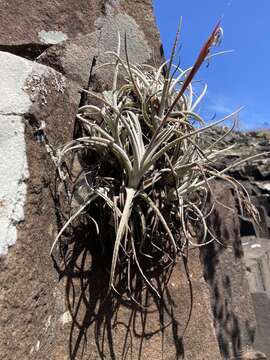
[50,22,264,302]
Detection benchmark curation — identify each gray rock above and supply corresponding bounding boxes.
[0,51,75,256]
[38,10,161,88]
[0,51,80,360]
[230,349,267,359]
[0,0,162,63]
[201,183,257,359]
[256,182,270,193]
[0,0,102,47]
[252,293,270,359]
[0,114,28,255]
[243,237,270,296]
[242,237,270,358]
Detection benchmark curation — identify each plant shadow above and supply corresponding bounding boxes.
[53,220,186,360]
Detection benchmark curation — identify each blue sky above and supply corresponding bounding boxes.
[153,0,269,130]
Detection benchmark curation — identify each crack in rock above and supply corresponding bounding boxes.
[0,43,51,60]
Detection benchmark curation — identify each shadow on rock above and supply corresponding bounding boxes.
[52,220,185,360]
[200,185,256,359]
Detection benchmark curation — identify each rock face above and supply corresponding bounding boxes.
[59,243,222,360]
[0,1,267,360]
[243,237,270,358]
[214,129,270,240]
[0,51,79,360]
[214,129,270,359]
[0,51,77,256]
[37,1,162,87]
[201,183,257,359]
[0,0,162,62]
[0,1,100,45]
[0,2,221,359]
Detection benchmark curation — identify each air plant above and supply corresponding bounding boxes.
[50,23,261,301]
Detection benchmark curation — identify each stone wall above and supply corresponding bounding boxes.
[214,129,270,359]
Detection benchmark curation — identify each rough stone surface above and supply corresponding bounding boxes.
[243,237,270,296]
[0,52,48,255]
[2,1,269,359]
[38,30,69,45]
[201,182,258,359]
[52,241,221,360]
[252,293,270,359]
[0,0,162,62]
[0,6,221,360]
[243,237,270,358]
[230,349,267,359]
[0,115,28,255]
[0,50,222,359]
[214,129,270,359]
[214,129,270,240]
[0,52,80,360]
[0,0,101,46]
[0,50,41,114]
[38,6,162,88]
